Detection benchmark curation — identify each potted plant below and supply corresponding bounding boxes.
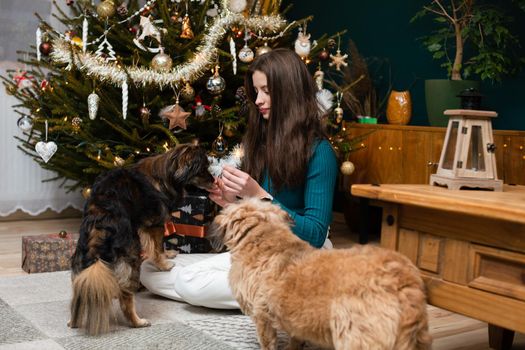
[412,0,525,126]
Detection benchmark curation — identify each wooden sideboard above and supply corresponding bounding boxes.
[342,123,525,186]
[340,123,525,243]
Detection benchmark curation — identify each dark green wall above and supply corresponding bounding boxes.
[284,0,525,130]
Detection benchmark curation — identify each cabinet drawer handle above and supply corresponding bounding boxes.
[427,162,437,167]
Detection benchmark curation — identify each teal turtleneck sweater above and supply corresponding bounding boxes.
[260,139,338,248]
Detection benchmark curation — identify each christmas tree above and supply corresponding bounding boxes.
[2,0,351,194]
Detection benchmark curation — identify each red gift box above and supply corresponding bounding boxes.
[21,233,78,273]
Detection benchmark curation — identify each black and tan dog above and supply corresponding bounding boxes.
[69,144,214,335]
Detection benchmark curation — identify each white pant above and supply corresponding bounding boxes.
[140,238,333,309]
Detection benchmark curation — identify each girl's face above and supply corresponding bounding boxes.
[252,70,271,119]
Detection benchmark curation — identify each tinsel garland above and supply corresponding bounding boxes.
[50,0,287,88]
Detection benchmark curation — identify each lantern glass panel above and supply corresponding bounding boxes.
[443,121,459,170]
[466,125,485,171]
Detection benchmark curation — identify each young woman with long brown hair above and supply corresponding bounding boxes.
[140,48,338,308]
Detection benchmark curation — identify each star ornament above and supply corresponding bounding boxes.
[159,103,191,130]
[329,49,348,71]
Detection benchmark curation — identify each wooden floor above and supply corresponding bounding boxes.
[0,211,524,349]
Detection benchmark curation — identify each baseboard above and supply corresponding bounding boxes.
[0,207,82,222]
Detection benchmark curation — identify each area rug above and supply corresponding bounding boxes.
[0,271,318,350]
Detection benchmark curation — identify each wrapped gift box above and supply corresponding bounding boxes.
[164,192,215,253]
[22,233,78,273]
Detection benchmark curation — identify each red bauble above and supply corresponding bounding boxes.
[318,49,329,61]
[39,42,53,56]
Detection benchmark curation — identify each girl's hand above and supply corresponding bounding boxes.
[207,178,235,207]
[221,166,270,199]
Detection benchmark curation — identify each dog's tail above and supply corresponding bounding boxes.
[70,260,120,335]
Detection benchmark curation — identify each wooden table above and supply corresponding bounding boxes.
[351,184,525,350]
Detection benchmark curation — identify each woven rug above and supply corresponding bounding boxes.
[0,271,318,350]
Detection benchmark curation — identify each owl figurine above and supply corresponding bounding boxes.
[294,30,311,59]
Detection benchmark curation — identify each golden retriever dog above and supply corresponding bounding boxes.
[69,144,214,335]
[208,198,432,350]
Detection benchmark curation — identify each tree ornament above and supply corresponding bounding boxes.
[230,37,237,75]
[211,126,228,156]
[113,156,125,167]
[87,91,100,120]
[206,65,226,95]
[36,27,42,61]
[39,42,53,56]
[180,14,194,39]
[180,82,195,101]
[13,71,34,90]
[97,0,116,19]
[327,38,337,49]
[334,91,344,124]
[134,15,166,52]
[81,186,91,199]
[340,161,355,176]
[238,44,254,63]
[329,49,348,71]
[82,17,88,53]
[256,42,272,56]
[35,120,57,163]
[117,2,128,16]
[228,0,247,13]
[121,80,128,119]
[40,79,50,92]
[66,0,74,6]
[95,35,117,61]
[151,49,173,71]
[238,29,254,63]
[58,230,68,238]
[71,116,83,132]
[139,103,151,125]
[318,48,329,61]
[17,115,33,132]
[159,94,191,130]
[193,96,211,118]
[71,36,83,48]
[330,36,348,71]
[294,27,311,59]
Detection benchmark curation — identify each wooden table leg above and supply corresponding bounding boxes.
[488,324,515,350]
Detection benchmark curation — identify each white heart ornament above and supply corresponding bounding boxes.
[35,141,57,163]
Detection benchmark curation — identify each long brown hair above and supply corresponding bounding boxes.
[242,48,327,191]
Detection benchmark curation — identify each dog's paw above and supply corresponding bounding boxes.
[67,320,78,328]
[133,318,151,328]
[157,260,175,271]
[164,250,178,259]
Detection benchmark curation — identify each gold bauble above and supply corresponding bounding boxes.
[224,124,235,137]
[340,161,355,176]
[151,52,173,72]
[81,187,91,199]
[256,43,272,56]
[71,36,83,48]
[334,106,344,124]
[97,0,116,19]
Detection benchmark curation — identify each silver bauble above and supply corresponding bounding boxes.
[238,45,254,63]
[206,73,226,95]
[151,52,173,72]
[17,115,33,132]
